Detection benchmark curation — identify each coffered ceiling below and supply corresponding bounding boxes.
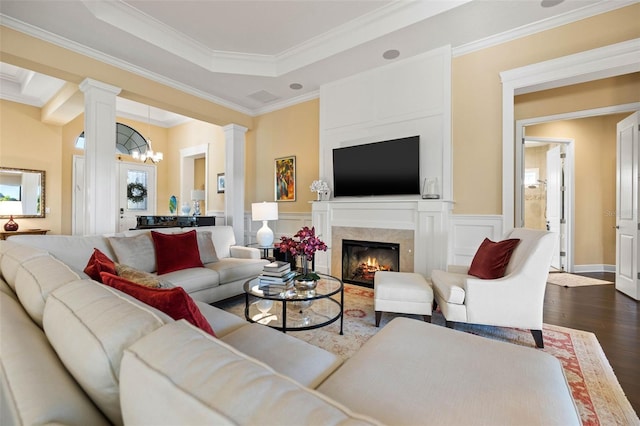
[0,0,626,125]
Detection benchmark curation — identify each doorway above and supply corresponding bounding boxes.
[522,138,573,272]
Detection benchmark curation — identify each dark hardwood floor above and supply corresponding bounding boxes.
[543,272,639,415]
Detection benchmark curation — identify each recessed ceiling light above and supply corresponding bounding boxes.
[541,0,564,7]
[289,83,303,90]
[383,49,400,60]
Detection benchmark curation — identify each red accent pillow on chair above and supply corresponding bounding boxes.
[468,238,521,279]
[100,272,215,336]
[151,230,204,274]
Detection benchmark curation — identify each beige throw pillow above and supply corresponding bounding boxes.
[115,263,162,288]
[196,231,219,264]
[108,233,156,273]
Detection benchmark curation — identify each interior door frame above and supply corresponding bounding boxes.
[500,38,640,232]
[519,135,574,272]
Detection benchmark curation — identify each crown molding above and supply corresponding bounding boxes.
[251,90,320,116]
[453,0,638,57]
[0,14,254,116]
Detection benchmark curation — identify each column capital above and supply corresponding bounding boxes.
[79,78,121,96]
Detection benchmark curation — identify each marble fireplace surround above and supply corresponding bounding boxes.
[332,227,414,278]
[311,200,451,279]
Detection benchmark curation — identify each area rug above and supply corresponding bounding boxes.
[547,272,614,287]
[218,285,638,426]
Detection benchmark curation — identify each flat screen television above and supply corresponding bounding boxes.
[332,136,420,197]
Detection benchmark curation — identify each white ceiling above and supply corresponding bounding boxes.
[0,0,627,126]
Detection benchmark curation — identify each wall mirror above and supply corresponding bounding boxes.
[0,167,46,218]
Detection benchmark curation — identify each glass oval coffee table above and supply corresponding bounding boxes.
[243,273,344,334]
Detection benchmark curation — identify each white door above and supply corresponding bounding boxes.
[118,162,156,232]
[616,112,639,300]
[546,145,563,270]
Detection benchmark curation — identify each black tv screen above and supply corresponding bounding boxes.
[332,136,420,197]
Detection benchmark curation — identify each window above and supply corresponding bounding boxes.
[75,123,148,155]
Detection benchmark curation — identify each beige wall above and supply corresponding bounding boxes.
[525,114,627,266]
[0,100,63,233]
[166,121,226,214]
[452,3,640,215]
[248,99,320,213]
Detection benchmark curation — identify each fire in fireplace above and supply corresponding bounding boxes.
[342,239,400,287]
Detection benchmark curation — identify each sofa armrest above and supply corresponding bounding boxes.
[229,245,261,259]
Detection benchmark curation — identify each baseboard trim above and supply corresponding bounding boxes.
[573,264,616,273]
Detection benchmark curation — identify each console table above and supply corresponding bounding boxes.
[0,229,49,240]
[135,215,215,229]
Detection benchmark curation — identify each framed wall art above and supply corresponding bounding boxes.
[274,156,296,201]
[217,173,225,193]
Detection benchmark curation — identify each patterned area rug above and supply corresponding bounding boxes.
[218,285,638,426]
[547,273,614,287]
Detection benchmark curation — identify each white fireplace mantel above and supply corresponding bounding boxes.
[312,199,452,279]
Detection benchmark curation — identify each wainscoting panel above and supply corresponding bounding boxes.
[243,212,311,247]
[449,215,504,266]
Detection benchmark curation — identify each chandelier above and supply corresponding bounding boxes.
[132,106,163,164]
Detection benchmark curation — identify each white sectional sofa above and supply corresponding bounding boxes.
[8,225,268,304]
[0,234,582,425]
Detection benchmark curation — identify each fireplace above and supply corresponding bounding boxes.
[342,239,400,287]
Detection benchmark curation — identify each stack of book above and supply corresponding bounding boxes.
[258,261,295,292]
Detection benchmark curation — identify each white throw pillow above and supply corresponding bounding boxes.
[108,233,156,273]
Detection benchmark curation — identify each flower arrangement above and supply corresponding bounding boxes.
[279,226,327,281]
[310,180,329,201]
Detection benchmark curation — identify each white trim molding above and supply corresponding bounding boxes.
[448,215,504,266]
[500,38,640,231]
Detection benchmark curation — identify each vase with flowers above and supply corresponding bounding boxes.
[278,226,327,290]
[310,180,330,201]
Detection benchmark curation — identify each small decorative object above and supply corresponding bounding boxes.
[275,156,296,202]
[180,202,191,216]
[310,180,330,201]
[4,215,19,231]
[279,226,327,287]
[169,195,177,214]
[217,173,225,193]
[421,177,440,199]
[127,182,147,203]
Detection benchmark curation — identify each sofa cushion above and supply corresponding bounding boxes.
[108,233,156,273]
[196,301,247,338]
[156,266,220,293]
[1,290,110,426]
[318,317,580,426]
[119,321,380,426]
[468,238,520,279]
[221,323,343,388]
[5,234,115,276]
[151,230,204,274]
[115,263,162,288]
[43,280,170,425]
[14,255,82,328]
[206,257,269,284]
[100,272,215,336]
[0,241,49,290]
[83,248,117,282]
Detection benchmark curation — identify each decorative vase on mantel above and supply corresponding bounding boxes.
[4,215,19,232]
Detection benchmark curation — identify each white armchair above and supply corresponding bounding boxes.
[431,228,556,348]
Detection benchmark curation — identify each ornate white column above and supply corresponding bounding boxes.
[79,78,121,235]
[223,124,248,245]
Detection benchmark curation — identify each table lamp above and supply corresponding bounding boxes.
[252,202,278,247]
[191,190,205,216]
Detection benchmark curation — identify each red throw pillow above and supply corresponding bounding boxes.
[468,238,521,279]
[83,248,117,282]
[100,272,215,336]
[151,230,204,275]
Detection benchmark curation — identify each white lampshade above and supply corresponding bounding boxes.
[251,202,278,221]
[191,189,205,201]
[252,202,278,247]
